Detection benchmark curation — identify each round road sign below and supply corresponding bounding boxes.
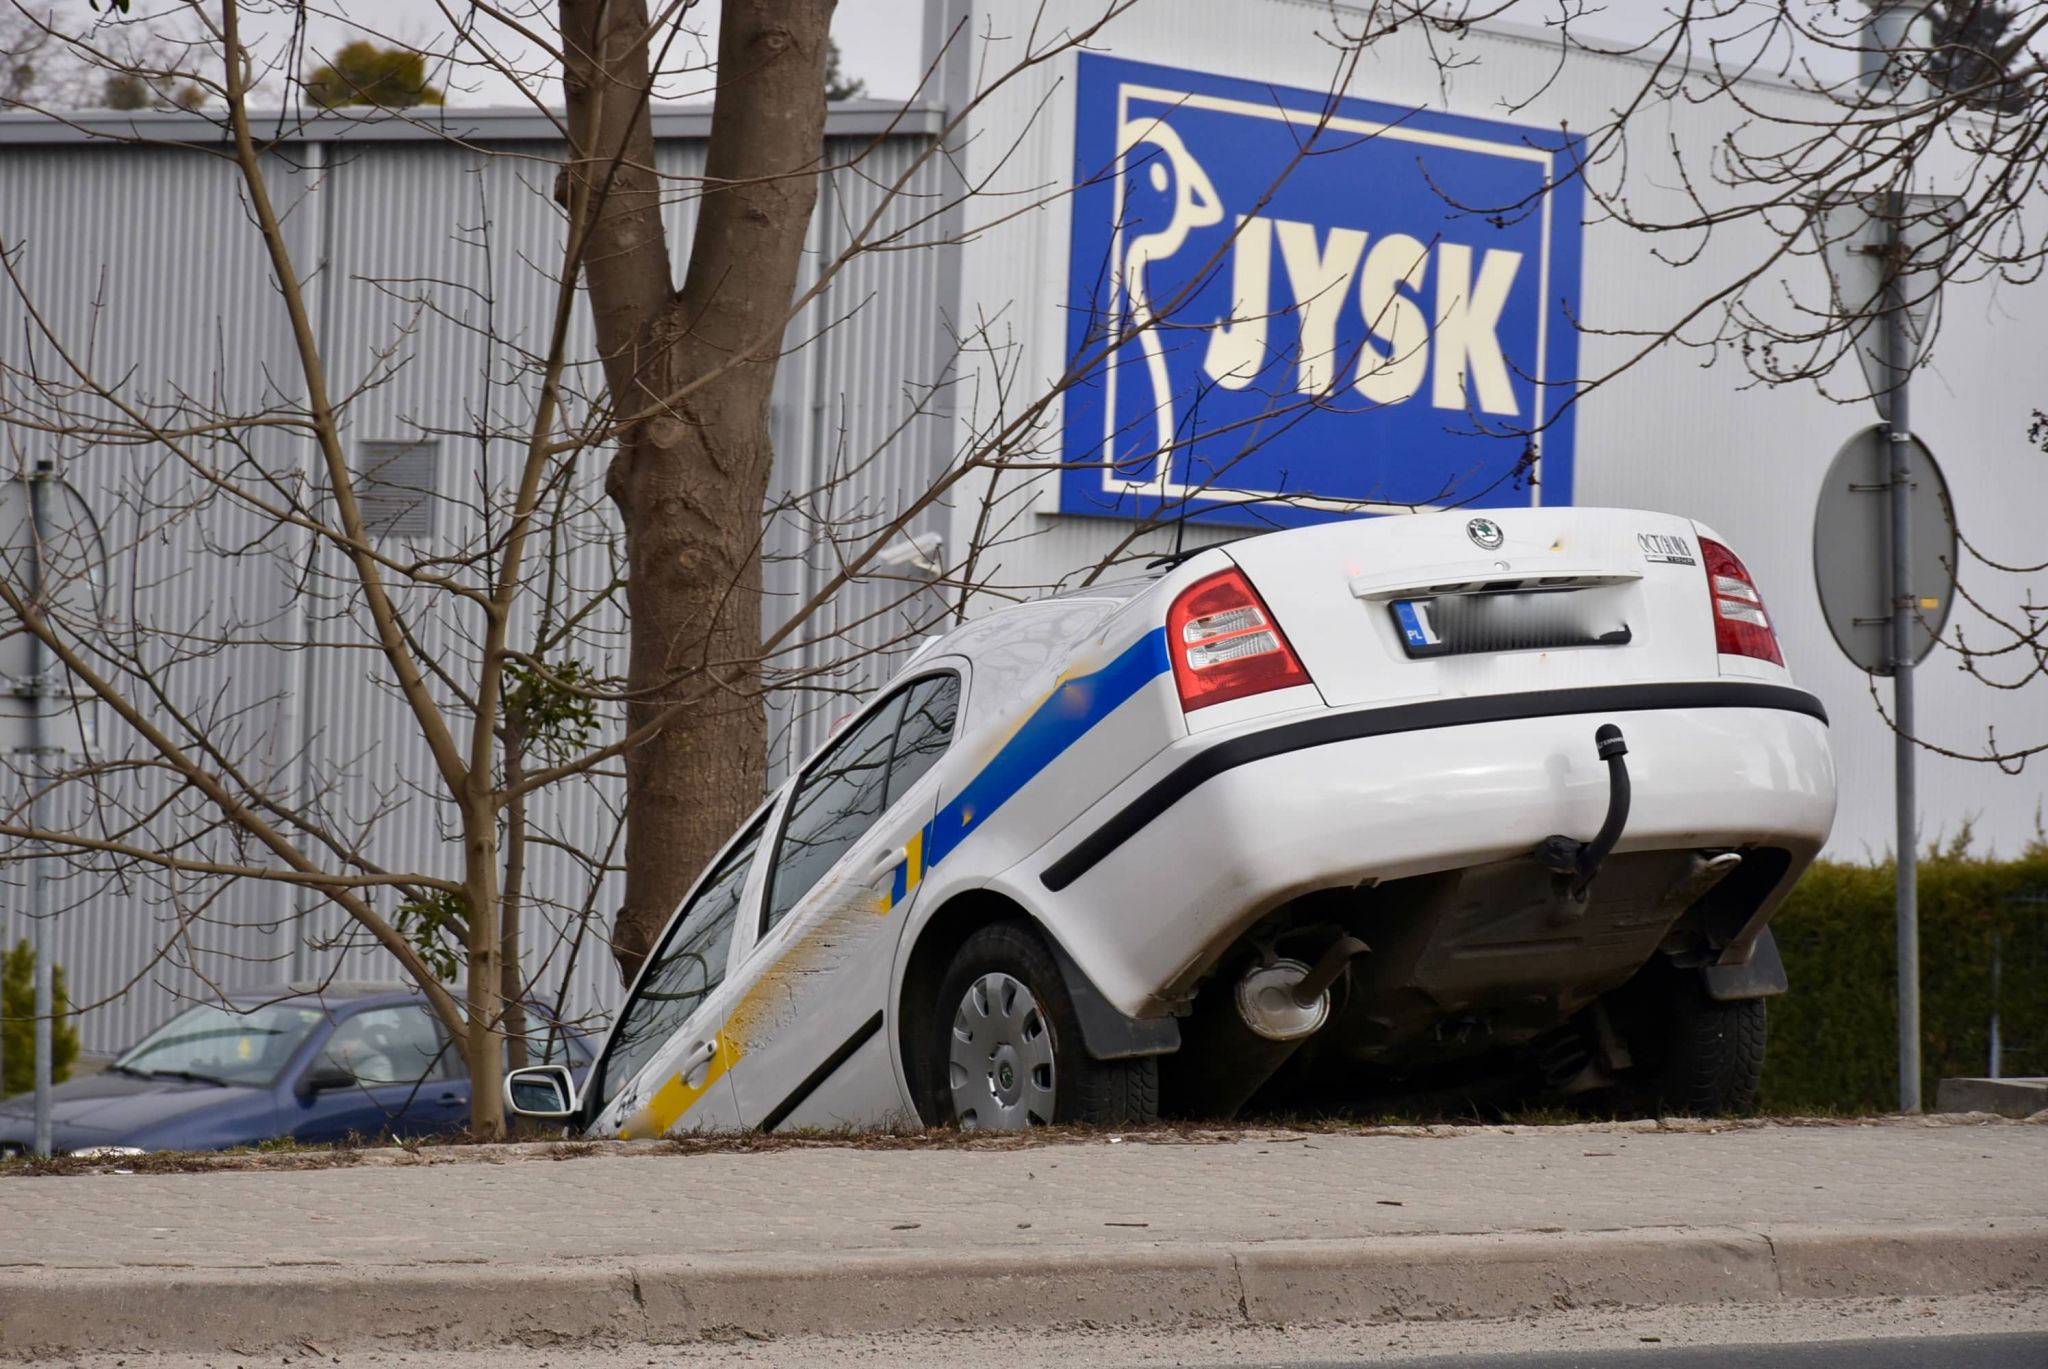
[1812,425,1955,676]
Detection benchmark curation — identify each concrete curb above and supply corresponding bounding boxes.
[3,1223,2042,1356]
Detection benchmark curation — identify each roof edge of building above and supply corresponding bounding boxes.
[0,99,945,146]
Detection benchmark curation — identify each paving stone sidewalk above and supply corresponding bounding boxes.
[4,1117,2043,1272]
[5,1118,2045,1357]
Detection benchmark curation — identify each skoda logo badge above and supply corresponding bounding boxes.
[1466,517,1504,550]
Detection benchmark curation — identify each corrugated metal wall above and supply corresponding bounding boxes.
[0,110,949,1054]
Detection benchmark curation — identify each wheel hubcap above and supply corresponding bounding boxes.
[948,971,1055,1129]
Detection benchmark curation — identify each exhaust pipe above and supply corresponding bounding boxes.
[1164,934,1370,1118]
[1234,935,1373,1040]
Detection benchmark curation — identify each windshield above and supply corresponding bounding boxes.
[114,1001,329,1087]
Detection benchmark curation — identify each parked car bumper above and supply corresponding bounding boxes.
[1004,687,1837,1018]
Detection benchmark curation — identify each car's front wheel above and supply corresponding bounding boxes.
[927,922,1158,1130]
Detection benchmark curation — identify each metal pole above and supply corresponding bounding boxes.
[1883,201,1920,1114]
[1988,931,2002,1080]
[24,462,53,1155]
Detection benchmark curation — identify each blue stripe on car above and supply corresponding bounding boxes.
[920,628,1172,872]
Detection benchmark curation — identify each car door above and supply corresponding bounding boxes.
[726,671,961,1131]
[583,812,770,1138]
[286,1004,466,1143]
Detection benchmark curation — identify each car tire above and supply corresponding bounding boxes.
[1650,979,1767,1117]
[927,922,1159,1130]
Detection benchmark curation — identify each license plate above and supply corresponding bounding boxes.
[1389,593,1631,660]
[1391,599,1450,657]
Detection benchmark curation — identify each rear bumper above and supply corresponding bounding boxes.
[1011,683,1837,1018]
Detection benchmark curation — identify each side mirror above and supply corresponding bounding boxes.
[505,1064,579,1121]
[298,1063,356,1096]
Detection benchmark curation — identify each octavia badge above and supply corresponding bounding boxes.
[1466,517,1504,550]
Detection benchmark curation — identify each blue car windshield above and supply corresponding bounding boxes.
[114,1002,329,1086]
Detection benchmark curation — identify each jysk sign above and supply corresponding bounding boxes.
[1061,55,1585,527]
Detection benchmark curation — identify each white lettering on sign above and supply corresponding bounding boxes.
[1355,232,1431,406]
[1433,243,1523,416]
[1201,219,1524,413]
[1274,218,1369,395]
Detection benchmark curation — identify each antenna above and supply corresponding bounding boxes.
[1171,378,1211,566]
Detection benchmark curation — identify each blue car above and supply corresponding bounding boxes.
[0,981,588,1157]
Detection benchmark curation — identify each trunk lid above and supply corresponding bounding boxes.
[1223,508,1726,710]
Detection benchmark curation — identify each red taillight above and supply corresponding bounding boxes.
[1167,567,1313,710]
[1699,537,1784,666]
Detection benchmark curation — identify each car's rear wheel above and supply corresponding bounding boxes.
[1609,964,1768,1117]
[928,922,1158,1129]
[1652,981,1767,1116]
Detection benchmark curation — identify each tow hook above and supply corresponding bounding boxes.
[1532,723,1632,905]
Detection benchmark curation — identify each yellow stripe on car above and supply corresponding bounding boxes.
[618,1032,741,1139]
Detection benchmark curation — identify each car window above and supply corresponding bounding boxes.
[885,673,959,806]
[319,1006,455,1085]
[594,814,766,1112]
[760,694,907,935]
[115,1001,328,1087]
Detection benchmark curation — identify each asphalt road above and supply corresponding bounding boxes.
[20,1292,2043,1369]
[1286,1332,2048,1367]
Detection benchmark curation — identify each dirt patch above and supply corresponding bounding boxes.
[8,1114,2039,1180]
[2,1142,364,1177]
[2,1108,2036,1178]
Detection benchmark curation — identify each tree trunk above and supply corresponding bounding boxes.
[501,726,530,1075]
[462,795,505,1139]
[560,0,835,983]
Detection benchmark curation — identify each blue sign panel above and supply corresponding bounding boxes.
[1060,55,1585,527]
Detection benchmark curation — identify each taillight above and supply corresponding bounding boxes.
[1699,537,1784,666]
[1167,567,1313,710]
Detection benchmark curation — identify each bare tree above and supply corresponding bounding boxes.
[2,6,85,106]
[2,0,1379,1135]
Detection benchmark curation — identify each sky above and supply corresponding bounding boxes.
[59,0,1863,111]
[257,0,938,106]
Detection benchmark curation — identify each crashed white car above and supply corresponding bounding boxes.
[508,508,1836,1135]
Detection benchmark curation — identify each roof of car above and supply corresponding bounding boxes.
[226,980,425,1004]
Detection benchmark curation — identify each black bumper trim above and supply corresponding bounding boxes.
[1039,681,1827,893]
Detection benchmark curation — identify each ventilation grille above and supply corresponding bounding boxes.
[354,440,439,538]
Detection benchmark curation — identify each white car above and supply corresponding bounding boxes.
[508,507,1837,1135]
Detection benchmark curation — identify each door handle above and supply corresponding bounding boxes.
[682,1039,718,1085]
[867,847,908,883]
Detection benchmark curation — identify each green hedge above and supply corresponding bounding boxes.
[1762,842,2048,1112]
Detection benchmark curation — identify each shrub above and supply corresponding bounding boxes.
[1,939,82,1098]
[1762,841,2048,1112]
